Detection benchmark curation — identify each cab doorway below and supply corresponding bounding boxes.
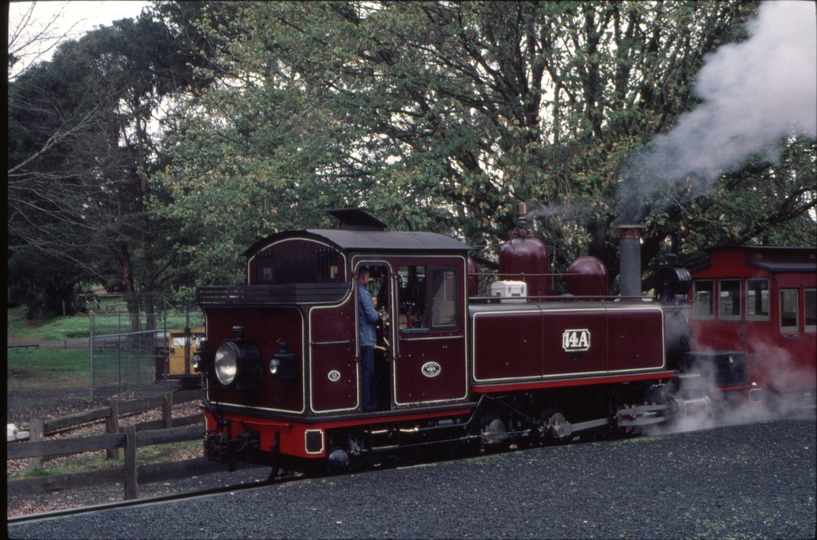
[356,263,394,411]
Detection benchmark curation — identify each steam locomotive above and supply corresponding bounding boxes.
[192,208,755,478]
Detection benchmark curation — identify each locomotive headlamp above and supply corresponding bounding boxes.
[191,340,212,373]
[269,340,298,380]
[191,353,204,372]
[215,342,240,385]
[214,327,261,386]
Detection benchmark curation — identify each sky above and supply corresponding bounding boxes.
[8,1,151,77]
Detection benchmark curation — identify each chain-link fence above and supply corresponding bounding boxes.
[89,304,204,401]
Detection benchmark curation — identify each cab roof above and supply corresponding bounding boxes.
[244,229,471,257]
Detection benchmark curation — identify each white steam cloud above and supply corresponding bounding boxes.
[622,1,817,217]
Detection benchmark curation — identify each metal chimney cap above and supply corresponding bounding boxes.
[615,224,644,240]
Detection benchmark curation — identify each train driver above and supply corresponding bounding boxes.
[357,266,380,412]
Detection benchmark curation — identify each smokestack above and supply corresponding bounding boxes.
[517,201,527,229]
[616,225,643,298]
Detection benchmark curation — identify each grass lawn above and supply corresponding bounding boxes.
[7,347,90,389]
[8,305,93,341]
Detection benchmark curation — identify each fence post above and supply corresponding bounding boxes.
[89,311,95,402]
[106,399,120,460]
[163,392,173,429]
[124,425,137,500]
[28,417,44,471]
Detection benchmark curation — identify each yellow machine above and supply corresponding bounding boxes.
[162,327,205,386]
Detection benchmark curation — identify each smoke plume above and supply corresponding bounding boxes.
[621,1,817,221]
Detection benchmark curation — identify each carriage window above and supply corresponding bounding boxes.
[718,279,742,320]
[746,279,770,321]
[692,280,714,319]
[805,289,816,332]
[780,289,799,331]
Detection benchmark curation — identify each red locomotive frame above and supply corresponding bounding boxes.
[194,209,744,477]
[688,246,816,403]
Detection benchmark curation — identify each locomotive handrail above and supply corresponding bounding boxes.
[399,334,462,342]
[468,295,655,302]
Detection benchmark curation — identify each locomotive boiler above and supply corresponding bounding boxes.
[193,208,739,478]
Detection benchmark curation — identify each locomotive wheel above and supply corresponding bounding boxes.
[481,416,510,451]
[326,447,351,474]
[541,410,569,443]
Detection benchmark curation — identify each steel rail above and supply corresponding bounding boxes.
[6,475,300,526]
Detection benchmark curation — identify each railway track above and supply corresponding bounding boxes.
[7,475,295,526]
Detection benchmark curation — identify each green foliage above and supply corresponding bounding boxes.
[7,303,202,342]
[153,0,815,291]
[7,249,87,319]
[11,1,815,299]
[7,306,92,341]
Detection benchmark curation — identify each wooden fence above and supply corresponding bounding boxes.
[7,390,261,500]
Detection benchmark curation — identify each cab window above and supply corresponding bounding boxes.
[430,269,458,328]
[398,265,459,332]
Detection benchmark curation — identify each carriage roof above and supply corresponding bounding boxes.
[699,245,816,274]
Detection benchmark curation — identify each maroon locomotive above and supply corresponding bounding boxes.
[688,246,816,407]
[193,208,730,477]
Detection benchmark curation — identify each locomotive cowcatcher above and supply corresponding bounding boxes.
[194,208,720,477]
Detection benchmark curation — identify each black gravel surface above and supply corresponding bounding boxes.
[9,417,816,539]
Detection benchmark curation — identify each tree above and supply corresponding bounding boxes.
[8,4,214,319]
[149,1,814,290]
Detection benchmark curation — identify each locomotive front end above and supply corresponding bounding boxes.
[194,302,309,469]
[192,228,361,473]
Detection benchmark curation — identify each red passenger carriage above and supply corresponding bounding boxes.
[689,246,817,405]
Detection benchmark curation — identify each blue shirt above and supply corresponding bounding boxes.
[358,281,380,347]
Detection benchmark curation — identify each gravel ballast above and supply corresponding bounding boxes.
[9,417,816,539]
